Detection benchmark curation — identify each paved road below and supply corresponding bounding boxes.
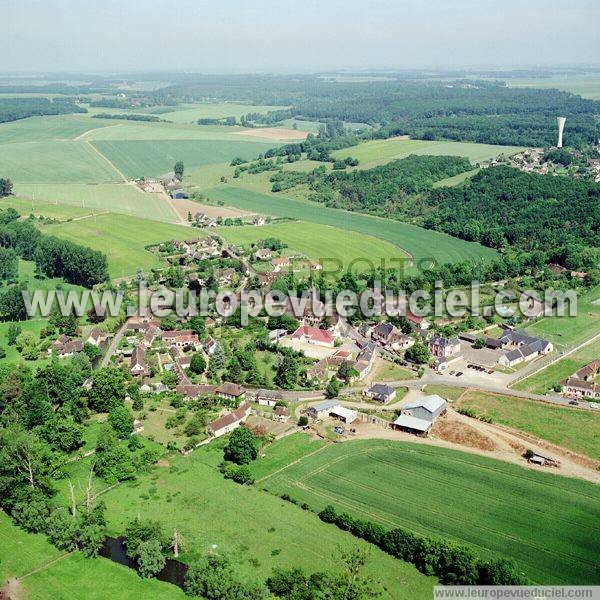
[100,322,127,367]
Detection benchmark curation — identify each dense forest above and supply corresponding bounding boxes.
[0,97,86,123]
[425,167,600,270]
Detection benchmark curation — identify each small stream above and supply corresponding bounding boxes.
[100,536,189,589]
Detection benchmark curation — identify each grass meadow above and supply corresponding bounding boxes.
[206,186,498,267]
[140,102,282,123]
[77,442,434,599]
[331,138,524,169]
[258,437,600,584]
[217,220,405,272]
[513,338,600,395]
[0,512,185,599]
[41,213,193,278]
[455,390,600,460]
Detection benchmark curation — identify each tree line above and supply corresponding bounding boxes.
[0,97,86,124]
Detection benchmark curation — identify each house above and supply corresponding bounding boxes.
[141,326,159,349]
[86,327,107,347]
[390,333,415,351]
[372,322,395,344]
[392,394,446,435]
[130,346,149,377]
[307,399,341,420]
[406,311,430,330]
[561,359,600,399]
[162,330,202,350]
[272,257,291,272]
[254,248,272,261]
[258,272,278,288]
[497,330,553,367]
[274,406,290,422]
[252,216,266,226]
[291,325,335,348]
[206,402,251,438]
[49,335,83,358]
[176,384,217,399]
[428,336,461,358]
[216,382,246,402]
[252,389,283,407]
[203,336,218,355]
[125,318,158,334]
[364,383,396,403]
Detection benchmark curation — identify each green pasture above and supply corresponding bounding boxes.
[259,438,600,584]
[14,183,180,223]
[41,213,193,278]
[91,139,278,179]
[4,196,94,220]
[142,102,282,123]
[0,140,121,183]
[88,443,433,598]
[513,338,600,396]
[505,75,600,100]
[331,138,524,169]
[433,168,480,188]
[0,512,184,599]
[218,220,406,271]
[206,186,498,267]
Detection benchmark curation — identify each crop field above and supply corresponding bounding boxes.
[432,168,480,188]
[513,338,600,395]
[206,186,498,267]
[88,443,433,598]
[91,139,278,179]
[524,286,600,350]
[455,389,600,459]
[218,220,405,271]
[331,138,524,169]
[14,183,181,223]
[42,213,193,278]
[5,196,94,219]
[258,438,600,584]
[0,140,122,183]
[0,512,184,599]
[504,75,600,100]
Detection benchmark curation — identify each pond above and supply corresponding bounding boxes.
[100,536,189,589]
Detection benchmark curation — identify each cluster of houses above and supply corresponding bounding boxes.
[496,329,553,367]
[561,359,600,400]
[47,327,110,359]
[170,236,222,262]
[306,343,376,383]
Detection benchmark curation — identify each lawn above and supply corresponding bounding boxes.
[369,359,414,382]
[456,389,600,460]
[92,139,278,179]
[0,512,184,599]
[0,318,49,365]
[258,438,600,584]
[513,338,600,395]
[92,443,434,598]
[0,140,122,183]
[524,286,600,350]
[331,138,524,169]
[41,213,194,278]
[217,220,405,272]
[14,183,181,223]
[206,186,498,268]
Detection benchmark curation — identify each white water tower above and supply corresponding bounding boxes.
[557,117,566,148]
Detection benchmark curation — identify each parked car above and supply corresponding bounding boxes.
[456,372,463,377]
[449,371,456,375]
[568,400,579,406]
[488,369,494,374]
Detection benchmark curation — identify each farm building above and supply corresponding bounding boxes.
[393,394,446,435]
[206,402,251,438]
[307,400,340,420]
[251,389,284,407]
[170,189,189,199]
[329,405,357,424]
[498,329,553,367]
[274,406,291,422]
[291,325,335,348]
[364,384,396,403]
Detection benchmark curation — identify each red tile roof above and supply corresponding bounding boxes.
[291,325,334,344]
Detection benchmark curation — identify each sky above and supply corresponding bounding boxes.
[1,0,599,73]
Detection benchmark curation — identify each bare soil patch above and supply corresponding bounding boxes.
[234,127,309,141]
[431,417,496,451]
[171,198,255,220]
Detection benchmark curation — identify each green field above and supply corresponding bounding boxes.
[0,512,185,599]
[331,138,525,169]
[206,186,498,267]
[91,139,278,179]
[258,437,600,584]
[14,183,181,223]
[524,286,600,350]
[0,140,122,183]
[456,389,600,460]
[432,168,480,188]
[504,75,600,100]
[3,196,94,220]
[140,102,282,123]
[77,443,433,598]
[41,213,193,278]
[513,338,600,395]
[218,220,406,271]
